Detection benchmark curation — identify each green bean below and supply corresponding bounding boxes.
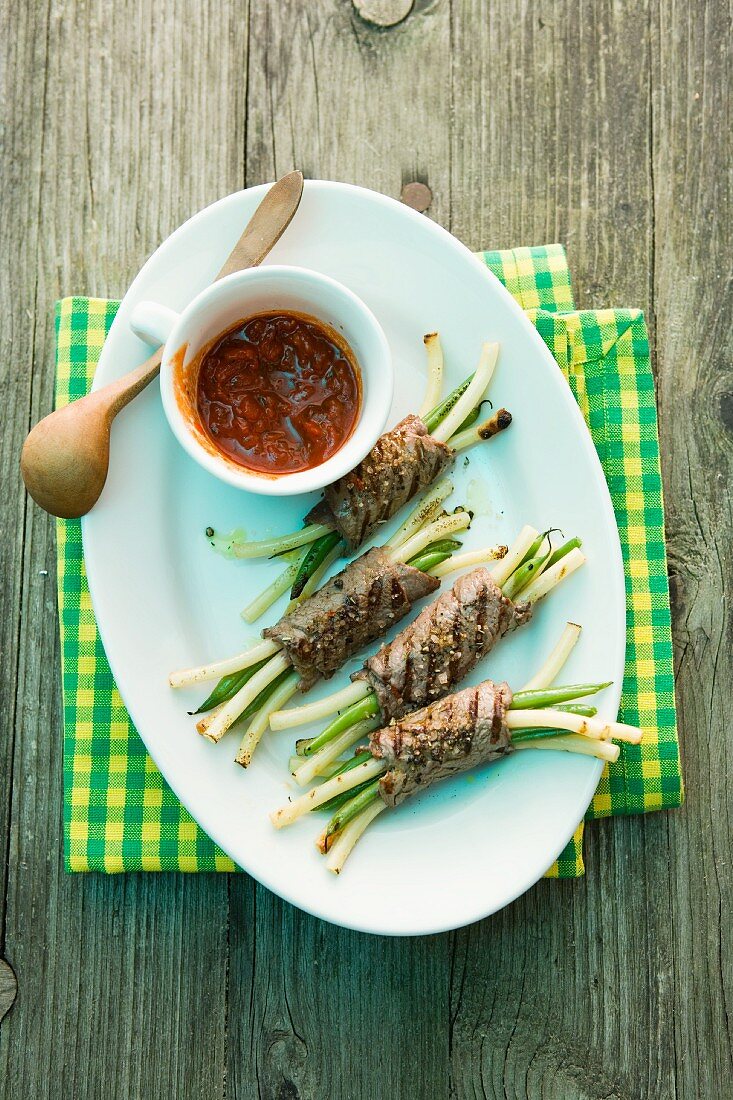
[290,530,342,599]
[409,537,462,559]
[330,749,373,777]
[317,752,374,812]
[324,781,381,838]
[193,657,271,714]
[510,728,568,744]
[545,537,582,570]
[238,668,298,725]
[502,552,549,600]
[455,399,496,435]
[517,531,550,569]
[407,549,453,573]
[423,372,474,432]
[318,775,377,815]
[458,407,480,431]
[304,694,381,757]
[511,682,611,710]
[455,407,480,433]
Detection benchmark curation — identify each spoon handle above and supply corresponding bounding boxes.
[105,347,163,415]
[21,171,304,519]
[89,170,305,414]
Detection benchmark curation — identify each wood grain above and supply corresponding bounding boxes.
[0,961,17,1025]
[1,0,732,1097]
[446,5,673,1098]
[235,4,453,1096]
[0,0,247,1096]
[652,1,733,1095]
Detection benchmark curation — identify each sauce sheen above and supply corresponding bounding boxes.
[196,311,361,475]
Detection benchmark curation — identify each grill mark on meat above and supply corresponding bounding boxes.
[305,415,454,552]
[353,568,532,722]
[371,680,513,806]
[263,547,439,691]
[450,606,463,687]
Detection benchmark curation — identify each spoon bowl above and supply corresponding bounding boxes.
[21,350,162,518]
[20,171,304,518]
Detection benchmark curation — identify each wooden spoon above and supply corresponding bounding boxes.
[21,171,304,519]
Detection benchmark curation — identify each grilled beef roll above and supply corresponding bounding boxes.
[370,679,513,807]
[352,568,531,722]
[264,547,439,691]
[306,414,454,552]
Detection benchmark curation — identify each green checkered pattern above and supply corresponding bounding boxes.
[56,298,237,871]
[481,245,682,877]
[56,245,682,877]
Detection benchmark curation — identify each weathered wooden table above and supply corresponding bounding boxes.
[2,2,731,1097]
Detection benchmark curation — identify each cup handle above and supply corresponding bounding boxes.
[129,301,180,347]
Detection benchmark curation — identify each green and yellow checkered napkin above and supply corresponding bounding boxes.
[56,244,682,878]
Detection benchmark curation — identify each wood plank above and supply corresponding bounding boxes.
[1,1,251,1095]
[231,2,454,1096]
[651,0,733,1095]
[229,887,450,1099]
[447,2,682,1098]
[0,961,17,1025]
[2,0,730,1096]
[0,0,51,940]
[449,0,655,310]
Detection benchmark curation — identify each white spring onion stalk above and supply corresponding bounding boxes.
[270,679,370,731]
[315,823,332,854]
[507,710,642,744]
[270,758,386,828]
[489,526,539,588]
[385,478,454,549]
[605,721,645,744]
[514,735,620,764]
[241,561,301,623]
[235,671,300,767]
[293,717,380,787]
[419,332,444,417]
[169,638,282,688]
[522,548,586,603]
[392,510,472,565]
[244,474,452,627]
[448,424,490,453]
[325,799,387,874]
[226,522,333,560]
[195,703,226,738]
[431,342,499,443]
[198,652,292,743]
[428,543,508,579]
[448,410,512,453]
[520,622,582,692]
[289,756,342,780]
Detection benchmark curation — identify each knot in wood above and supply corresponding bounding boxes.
[353,0,414,28]
[400,181,433,212]
[0,959,17,1023]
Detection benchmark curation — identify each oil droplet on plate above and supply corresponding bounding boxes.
[465,478,492,517]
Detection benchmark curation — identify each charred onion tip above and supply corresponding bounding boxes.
[423,332,438,342]
[477,409,512,439]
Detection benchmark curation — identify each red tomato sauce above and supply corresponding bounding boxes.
[196,311,361,475]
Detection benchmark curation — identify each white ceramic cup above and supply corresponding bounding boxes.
[129,266,393,496]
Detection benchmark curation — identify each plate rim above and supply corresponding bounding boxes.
[82,179,626,935]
